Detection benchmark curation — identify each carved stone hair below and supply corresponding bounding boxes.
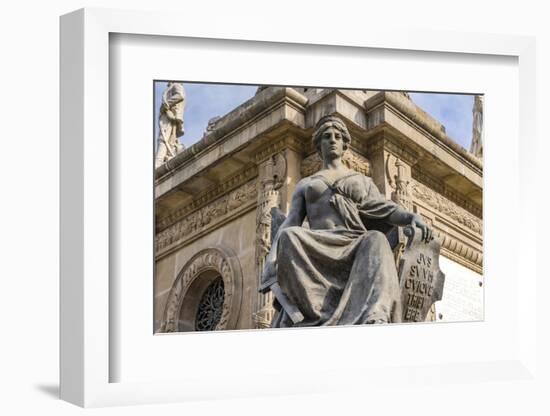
[312,115,352,152]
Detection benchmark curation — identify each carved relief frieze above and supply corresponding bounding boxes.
[155,179,257,255]
[157,165,257,231]
[410,179,482,236]
[412,167,482,218]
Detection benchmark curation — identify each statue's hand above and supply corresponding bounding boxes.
[411,214,433,243]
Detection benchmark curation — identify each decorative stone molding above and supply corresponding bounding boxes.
[155,179,257,255]
[410,179,483,236]
[254,135,304,165]
[157,166,257,231]
[412,168,482,218]
[300,148,371,177]
[368,134,419,168]
[160,246,243,332]
[439,232,483,273]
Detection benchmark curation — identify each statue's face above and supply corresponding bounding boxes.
[319,126,345,160]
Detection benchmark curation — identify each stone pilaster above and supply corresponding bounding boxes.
[252,153,287,328]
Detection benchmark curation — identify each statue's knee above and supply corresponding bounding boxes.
[366,230,390,249]
[367,229,386,240]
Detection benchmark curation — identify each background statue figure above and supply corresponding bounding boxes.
[470,95,483,158]
[155,82,186,168]
[259,115,433,327]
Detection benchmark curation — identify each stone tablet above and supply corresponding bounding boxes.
[398,226,445,322]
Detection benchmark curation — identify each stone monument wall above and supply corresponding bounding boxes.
[154,87,484,330]
[154,205,257,331]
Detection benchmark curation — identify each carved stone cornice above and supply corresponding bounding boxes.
[254,135,305,164]
[157,165,258,231]
[155,179,258,257]
[365,91,483,172]
[439,233,483,274]
[156,87,308,179]
[410,179,482,236]
[367,133,419,166]
[350,135,369,155]
[412,168,482,219]
[300,148,371,177]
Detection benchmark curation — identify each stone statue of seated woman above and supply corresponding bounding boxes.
[259,115,433,327]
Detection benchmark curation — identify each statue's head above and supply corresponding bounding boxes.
[312,115,351,160]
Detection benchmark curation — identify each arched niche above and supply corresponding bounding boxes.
[160,246,243,332]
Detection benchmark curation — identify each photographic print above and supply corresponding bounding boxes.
[153,83,483,333]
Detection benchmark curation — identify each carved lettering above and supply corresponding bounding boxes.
[398,226,445,322]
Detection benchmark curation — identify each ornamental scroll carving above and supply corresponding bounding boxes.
[300,149,371,177]
[253,153,286,328]
[386,154,413,212]
[160,247,243,332]
[156,180,257,253]
[412,168,482,218]
[410,179,482,236]
[255,154,286,264]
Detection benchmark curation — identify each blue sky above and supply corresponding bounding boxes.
[154,82,475,151]
[409,92,474,149]
[154,82,257,149]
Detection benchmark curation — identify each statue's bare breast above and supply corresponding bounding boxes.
[303,176,346,230]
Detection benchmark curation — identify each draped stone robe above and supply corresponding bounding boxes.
[260,172,403,327]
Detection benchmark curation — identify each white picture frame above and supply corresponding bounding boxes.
[60,7,538,408]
